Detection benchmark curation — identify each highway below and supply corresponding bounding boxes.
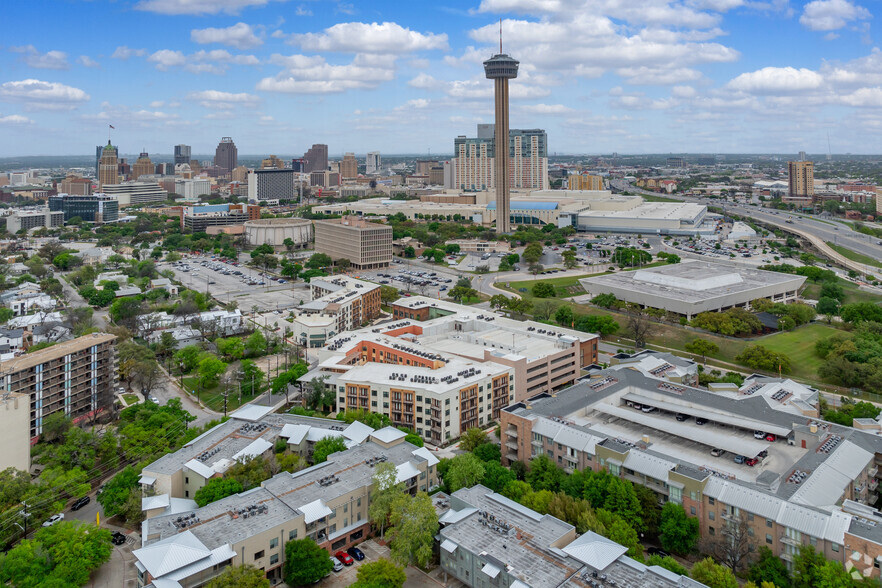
[609,179,882,268]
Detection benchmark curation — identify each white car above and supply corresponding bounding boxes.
[330,556,344,572]
[42,513,64,527]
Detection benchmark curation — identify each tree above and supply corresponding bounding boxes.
[816,296,840,318]
[370,461,405,540]
[685,338,719,364]
[459,427,488,451]
[691,557,738,588]
[648,555,689,576]
[490,294,509,311]
[473,442,501,463]
[244,330,268,358]
[624,306,654,349]
[748,546,792,588]
[194,478,243,507]
[555,304,574,327]
[380,285,399,305]
[97,465,140,517]
[523,242,543,264]
[240,359,265,396]
[591,293,619,309]
[352,558,406,588]
[312,436,347,463]
[531,281,555,298]
[533,299,556,321]
[575,315,619,336]
[283,538,333,587]
[445,453,485,492]
[175,345,202,373]
[206,564,269,588]
[197,355,227,389]
[305,376,335,411]
[449,285,477,303]
[736,345,791,374]
[665,254,681,264]
[216,337,244,361]
[701,512,752,573]
[388,492,438,568]
[562,248,578,269]
[527,454,564,492]
[659,503,699,555]
[306,252,332,270]
[481,461,515,492]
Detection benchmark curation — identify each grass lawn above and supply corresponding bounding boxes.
[504,273,608,299]
[826,242,882,269]
[181,375,255,413]
[639,193,681,203]
[758,323,846,377]
[802,280,882,305]
[122,393,139,405]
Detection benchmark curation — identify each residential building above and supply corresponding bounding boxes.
[0,393,30,472]
[0,281,56,316]
[214,137,237,175]
[314,216,392,269]
[101,182,168,207]
[174,144,191,166]
[291,158,306,173]
[6,208,64,233]
[429,165,445,185]
[439,485,707,588]
[500,360,882,579]
[304,144,329,173]
[175,178,211,201]
[137,309,243,338]
[579,260,806,320]
[0,333,118,470]
[48,193,119,224]
[59,176,92,195]
[98,141,119,188]
[340,153,358,180]
[247,168,295,202]
[292,277,381,347]
[365,152,381,175]
[453,127,549,194]
[132,152,154,180]
[568,173,605,191]
[788,160,815,202]
[136,407,438,586]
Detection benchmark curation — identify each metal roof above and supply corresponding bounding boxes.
[395,461,421,484]
[440,507,476,525]
[440,539,458,553]
[372,426,407,443]
[132,530,210,578]
[183,459,215,479]
[563,531,628,569]
[482,562,501,578]
[412,446,440,468]
[623,451,677,482]
[280,424,310,444]
[299,499,333,524]
[229,404,274,422]
[232,438,273,462]
[621,392,792,437]
[343,421,374,444]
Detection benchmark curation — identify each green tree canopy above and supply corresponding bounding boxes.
[312,436,347,464]
[459,427,488,452]
[205,564,270,588]
[388,492,438,568]
[445,453,486,492]
[659,503,699,555]
[194,477,243,507]
[283,538,332,586]
[353,558,406,588]
[735,345,792,374]
[691,557,739,588]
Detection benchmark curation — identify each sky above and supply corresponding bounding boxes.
[1,0,882,157]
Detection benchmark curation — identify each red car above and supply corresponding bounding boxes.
[745,458,759,467]
[335,551,354,566]
[765,434,776,442]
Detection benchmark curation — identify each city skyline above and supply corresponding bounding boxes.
[1,0,882,156]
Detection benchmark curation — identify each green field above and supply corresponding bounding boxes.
[802,279,882,305]
[826,242,882,269]
[504,273,607,299]
[758,324,845,377]
[122,393,139,405]
[639,193,681,203]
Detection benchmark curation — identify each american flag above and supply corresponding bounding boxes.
[109,124,115,129]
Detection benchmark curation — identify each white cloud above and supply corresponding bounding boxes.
[394,98,431,111]
[149,101,165,108]
[147,49,259,73]
[291,22,448,54]
[0,79,90,111]
[672,85,697,97]
[726,66,825,94]
[616,66,703,85]
[335,2,356,15]
[187,90,260,109]
[800,0,870,31]
[112,46,146,60]
[82,102,180,126]
[10,46,69,70]
[0,114,33,125]
[258,53,395,94]
[77,56,100,68]
[135,0,281,15]
[295,4,312,16]
[408,73,442,89]
[519,103,574,114]
[191,22,263,49]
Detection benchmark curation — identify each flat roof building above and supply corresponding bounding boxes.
[579,261,806,319]
[6,208,64,233]
[48,193,119,224]
[314,216,392,270]
[247,168,295,202]
[101,181,168,207]
[293,277,381,347]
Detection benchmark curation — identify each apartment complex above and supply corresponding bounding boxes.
[568,174,605,191]
[101,182,168,207]
[48,193,119,224]
[292,277,382,347]
[788,160,815,203]
[314,216,392,269]
[136,406,438,586]
[453,126,549,192]
[500,357,882,578]
[247,168,295,202]
[6,208,64,233]
[439,485,707,588]
[0,333,118,470]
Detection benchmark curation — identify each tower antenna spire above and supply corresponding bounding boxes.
[499,18,503,53]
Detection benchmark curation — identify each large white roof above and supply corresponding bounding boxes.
[232,438,273,462]
[299,499,333,524]
[230,404,274,422]
[343,420,374,444]
[395,461,421,484]
[372,426,407,444]
[280,423,311,444]
[132,530,210,578]
[183,459,215,479]
[412,446,440,467]
[563,531,628,569]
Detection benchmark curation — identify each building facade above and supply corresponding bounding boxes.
[174,144,191,166]
[98,141,119,188]
[214,137,237,174]
[6,209,64,233]
[175,178,211,201]
[304,144,329,173]
[788,160,815,202]
[314,216,392,269]
[48,193,119,223]
[247,168,295,202]
[132,152,154,180]
[568,174,605,191]
[101,182,168,207]
[340,153,358,180]
[60,176,92,196]
[365,152,381,175]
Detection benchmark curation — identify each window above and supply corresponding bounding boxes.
[708,497,715,505]
[270,554,279,565]
[748,528,754,537]
[708,511,715,521]
[832,543,840,553]
[357,498,362,507]
[608,463,621,476]
[445,398,450,405]
[708,527,715,536]
[343,504,348,513]
[270,538,278,549]
[185,477,189,484]
[766,534,772,545]
[372,401,377,407]
[383,391,389,398]
[690,506,696,515]
[766,519,773,528]
[289,530,298,540]
[669,486,682,505]
[383,402,389,408]
[417,395,422,401]
[254,550,264,560]
[747,513,754,522]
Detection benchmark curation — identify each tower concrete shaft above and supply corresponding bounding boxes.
[484,52,518,234]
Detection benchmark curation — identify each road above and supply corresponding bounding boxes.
[610,179,882,272]
[154,364,221,429]
[59,276,109,329]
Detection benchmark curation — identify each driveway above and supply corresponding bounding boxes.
[312,540,461,588]
[87,530,138,587]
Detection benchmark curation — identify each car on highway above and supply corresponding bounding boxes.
[695,417,708,425]
[347,546,365,561]
[42,514,64,527]
[334,551,354,565]
[71,496,91,511]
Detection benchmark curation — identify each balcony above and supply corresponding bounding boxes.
[505,441,518,451]
[506,429,518,438]
[506,453,519,462]
[780,535,801,547]
[871,479,879,491]
[531,438,542,447]
[780,551,794,562]
[869,466,878,478]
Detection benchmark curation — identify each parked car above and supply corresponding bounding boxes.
[347,546,365,561]
[745,457,759,467]
[71,496,90,511]
[710,448,723,457]
[42,514,64,527]
[675,413,690,422]
[330,556,344,572]
[765,434,776,442]
[335,551,354,565]
[733,455,746,464]
[641,405,656,413]
[111,531,127,545]
[695,418,707,425]
[753,430,765,439]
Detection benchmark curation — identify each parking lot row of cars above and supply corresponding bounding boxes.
[381,269,453,291]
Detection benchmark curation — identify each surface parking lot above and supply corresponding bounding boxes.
[352,262,462,299]
[587,401,806,483]
[161,256,310,312]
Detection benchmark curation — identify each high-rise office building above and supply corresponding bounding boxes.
[484,46,519,234]
[340,153,358,180]
[49,193,119,223]
[100,182,168,207]
[798,151,807,162]
[365,152,381,175]
[174,144,191,166]
[214,137,237,175]
[261,154,285,170]
[132,151,154,180]
[60,176,92,195]
[788,160,815,202]
[314,216,392,269]
[291,158,306,173]
[247,168,295,202]
[98,141,119,188]
[303,144,329,173]
[95,143,117,176]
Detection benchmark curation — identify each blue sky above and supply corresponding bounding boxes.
[1,0,881,156]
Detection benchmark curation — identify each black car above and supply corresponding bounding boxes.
[347,546,365,561]
[695,418,708,425]
[71,496,91,511]
[675,413,690,422]
[646,547,670,558]
[111,531,127,545]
